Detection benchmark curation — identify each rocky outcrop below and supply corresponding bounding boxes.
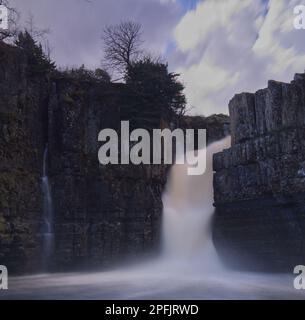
[0,42,229,273]
[213,74,305,271]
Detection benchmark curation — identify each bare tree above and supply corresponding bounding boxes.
[25,13,50,41]
[102,21,143,76]
[0,0,19,41]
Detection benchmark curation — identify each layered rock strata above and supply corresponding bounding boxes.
[213,74,305,271]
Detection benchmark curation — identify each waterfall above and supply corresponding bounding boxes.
[161,136,231,269]
[42,145,54,268]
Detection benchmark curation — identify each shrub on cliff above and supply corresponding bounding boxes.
[59,65,111,83]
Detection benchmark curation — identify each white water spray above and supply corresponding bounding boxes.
[42,145,54,267]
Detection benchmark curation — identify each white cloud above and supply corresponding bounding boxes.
[174,0,252,52]
[177,54,239,110]
[172,0,305,115]
[253,0,305,75]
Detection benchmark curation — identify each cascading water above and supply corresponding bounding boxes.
[3,137,302,299]
[162,136,231,267]
[41,145,54,268]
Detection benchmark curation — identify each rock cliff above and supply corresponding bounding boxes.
[47,77,168,270]
[213,74,305,271]
[0,41,49,272]
[0,42,229,273]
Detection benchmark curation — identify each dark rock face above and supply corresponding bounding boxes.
[48,78,167,270]
[179,114,230,145]
[0,43,167,272]
[0,42,48,272]
[213,74,305,271]
[0,42,229,273]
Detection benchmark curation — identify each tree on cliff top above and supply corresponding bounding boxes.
[102,21,186,125]
[123,57,186,128]
[15,31,55,74]
[102,21,143,78]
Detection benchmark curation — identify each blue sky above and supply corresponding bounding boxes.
[10,0,305,115]
[177,0,200,12]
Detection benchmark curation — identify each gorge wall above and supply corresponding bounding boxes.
[213,73,305,271]
[0,42,49,272]
[0,42,229,273]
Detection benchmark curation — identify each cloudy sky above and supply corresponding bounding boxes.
[10,0,305,115]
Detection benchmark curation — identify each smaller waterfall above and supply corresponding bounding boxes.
[42,145,54,268]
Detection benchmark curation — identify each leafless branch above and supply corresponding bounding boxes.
[102,21,144,76]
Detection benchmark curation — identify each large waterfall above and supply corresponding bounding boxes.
[162,136,231,266]
[41,145,54,268]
